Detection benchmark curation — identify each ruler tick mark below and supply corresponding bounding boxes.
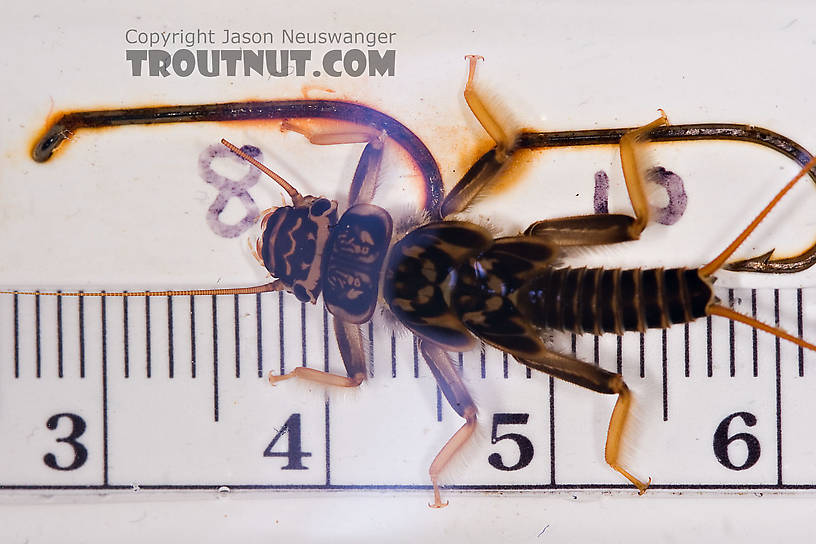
[593,335,599,367]
[684,322,690,378]
[234,294,241,378]
[323,304,329,373]
[323,302,331,485]
[391,331,396,378]
[123,294,129,379]
[798,288,804,377]
[101,296,109,486]
[168,295,174,379]
[279,291,285,376]
[752,289,758,378]
[662,328,668,421]
[368,320,374,378]
[775,288,782,485]
[212,295,219,423]
[13,293,19,379]
[190,295,197,379]
[436,385,442,422]
[78,293,85,379]
[302,301,307,369]
[549,376,555,486]
[413,335,419,379]
[706,315,713,378]
[35,292,41,378]
[145,294,152,378]
[57,293,63,379]
[639,332,644,379]
[256,293,263,378]
[728,289,735,377]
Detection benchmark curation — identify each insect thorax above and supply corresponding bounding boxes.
[322,204,392,324]
[259,198,392,324]
[383,221,493,351]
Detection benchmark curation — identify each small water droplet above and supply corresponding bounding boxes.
[131,484,141,492]
[218,486,231,495]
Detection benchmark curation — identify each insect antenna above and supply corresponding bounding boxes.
[220,139,303,202]
[0,282,285,298]
[1,139,308,300]
[699,154,816,352]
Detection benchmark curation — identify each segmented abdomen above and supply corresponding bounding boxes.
[519,267,713,335]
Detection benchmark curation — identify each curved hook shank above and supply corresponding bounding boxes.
[511,124,816,273]
[32,100,444,214]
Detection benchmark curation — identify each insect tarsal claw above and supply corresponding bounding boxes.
[637,477,652,496]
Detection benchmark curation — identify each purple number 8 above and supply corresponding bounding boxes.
[198,143,262,238]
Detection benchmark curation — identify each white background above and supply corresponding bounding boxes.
[2,0,816,542]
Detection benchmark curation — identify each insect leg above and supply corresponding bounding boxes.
[516,350,650,494]
[347,133,385,206]
[280,120,386,206]
[280,119,384,145]
[619,111,669,238]
[524,214,641,246]
[268,317,366,387]
[419,339,478,508]
[525,113,670,243]
[440,56,517,217]
[462,55,511,156]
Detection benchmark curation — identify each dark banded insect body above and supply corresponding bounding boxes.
[518,267,714,335]
[386,221,716,364]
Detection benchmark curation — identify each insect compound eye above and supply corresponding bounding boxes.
[310,198,332,217]
[293,284,311,303]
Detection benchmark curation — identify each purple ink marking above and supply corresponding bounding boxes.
[593,170,609,214]
[593,167,686,225]
[647,166,687,225]
[198,143,262,238]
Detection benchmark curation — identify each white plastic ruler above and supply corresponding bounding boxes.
[0,282,814,494]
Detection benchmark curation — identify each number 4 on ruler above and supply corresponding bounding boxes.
[263,413,312,470]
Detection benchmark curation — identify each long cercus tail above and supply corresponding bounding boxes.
[700,154,816,354]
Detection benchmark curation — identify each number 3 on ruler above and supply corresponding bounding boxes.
[43,413,88,471]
